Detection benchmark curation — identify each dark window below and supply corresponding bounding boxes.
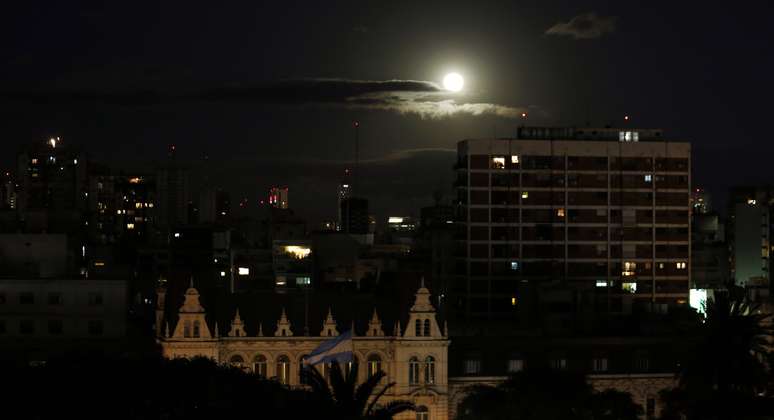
[0,293,5,304]
[0,320,5,334]
[48,293,63,305]
[88,320,104,336]
[20,292,34,305]
[87,292,103,306]
[20,320,35,334]
[48,320,64,335]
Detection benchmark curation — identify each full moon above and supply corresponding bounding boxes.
[443,73,464,92]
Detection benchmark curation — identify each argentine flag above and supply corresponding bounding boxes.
[304,330,353,366]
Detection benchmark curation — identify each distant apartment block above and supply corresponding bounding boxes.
[454,127,691,321]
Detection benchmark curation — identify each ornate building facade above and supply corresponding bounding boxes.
[157,281,451,420]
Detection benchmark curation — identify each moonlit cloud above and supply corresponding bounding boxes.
[546,12,617,40]
[0,78,533,119]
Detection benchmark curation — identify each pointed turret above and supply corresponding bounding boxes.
[228,308,247,337]
[321,307,339,337]
[367,308,384,337]
[275,308,293,337]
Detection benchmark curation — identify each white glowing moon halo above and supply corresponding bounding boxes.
[443,73,464,92]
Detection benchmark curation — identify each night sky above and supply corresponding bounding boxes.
[2,1,773,224]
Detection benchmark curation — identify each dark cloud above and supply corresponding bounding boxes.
[545,12,617,40]
[352,25,368,33]
[0,79,531,119]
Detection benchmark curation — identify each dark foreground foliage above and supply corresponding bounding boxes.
[0,354,405,420]
[456,367,642,420]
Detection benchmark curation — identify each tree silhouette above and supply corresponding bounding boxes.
[456,368,641,420]
[300,360,415,420]
[660,290,774,420]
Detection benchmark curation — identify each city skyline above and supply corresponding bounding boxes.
[2,2,773,224]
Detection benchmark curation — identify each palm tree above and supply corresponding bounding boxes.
[661,290,774,419]
[300,359,415,420]
[681,292,773,395]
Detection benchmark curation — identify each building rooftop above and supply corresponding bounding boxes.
[465,126,669,143]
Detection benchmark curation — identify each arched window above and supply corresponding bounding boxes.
[423,319,431,337]
[345,355,359,378]
[424,356,435,384]
[409,357,420,385]
[415,319,422,336]
[192,320,201,338]
[416,405,429,420]
[367,354,382,379]
[229,354,245,369]
[253,355,268,377]
[299,354,311,385]
[183,320,191,338]
[277,355,291,385]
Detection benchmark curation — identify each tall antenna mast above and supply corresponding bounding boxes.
[353,120,360,196]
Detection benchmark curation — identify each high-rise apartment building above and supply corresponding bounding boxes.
[268,186,289,209]
[199,187,230,223]
[728,187,774,300]
[156,164,189,228]
[16,137,88,213]
[454,127,691,322]
[1,171,16,210]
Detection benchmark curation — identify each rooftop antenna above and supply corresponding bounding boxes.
[353,121,360,196]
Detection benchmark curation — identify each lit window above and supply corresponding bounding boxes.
[135,203,142,209]
[174,232,180,238]
[622,261,636,276]
[676,262,686,269]
[748,199,757,205]
[297,276,311,286]
[148,203,154,208]
[556,208,565,217]
[367,354,382,379]
[521,191,529,199]
[511,155,520,164]
[275,276,287,286]
[284,245,311,259]
[220,271,226,277]
[238,267,250,275]
[31,158,38,164]
[126,223,135,230]
[596,280,608,287]
[511,296,517,306]
[622,282,637,293]
[491,157,506,169]
[73,159,78,165]
[510,261,519,271]
[253,355,268,377]
[644,174,652,182]
[94,261,105,267]
[276,356,290,384]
